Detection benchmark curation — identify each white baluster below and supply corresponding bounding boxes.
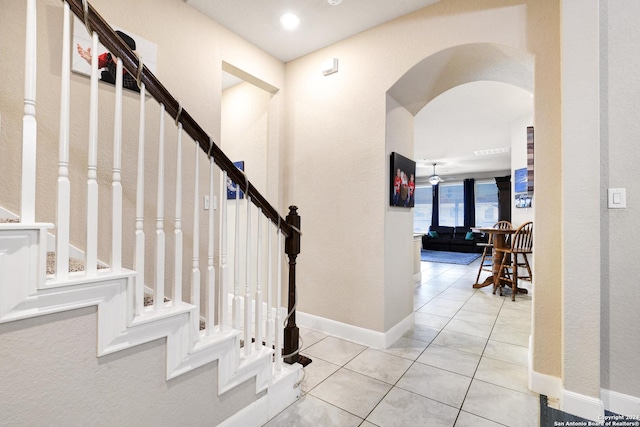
[266,222,274,352]
[134,84,146,316]
[206,157,216,335]
[255,211,263,351]
[233,184,241,330]
[111,57,123,273]
[244,197,252,355]
[85,31,99,277]
[219,171,228,330]
[191,148,201,337]
[21,0,37,224]
[154,105,166,309]
[275,228,283,372]
[55,3,71,280]
[173,124,183,304]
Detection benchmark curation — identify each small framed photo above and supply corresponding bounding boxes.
[515,193,532,208]
[226,161,245,200]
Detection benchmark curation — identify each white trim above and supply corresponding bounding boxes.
[0,205,101,265]
[0,206,19,220]
[382,312,414,348]
[218,364,302,427]
[413,272,422,283]
[529,368,562,400]
[561,389,605,422]
[297,310,414,349]
[601,389,640,419]
[528,336,562,399]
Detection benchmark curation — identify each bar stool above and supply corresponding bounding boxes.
[474,220,512,286]
[495,221,533,301]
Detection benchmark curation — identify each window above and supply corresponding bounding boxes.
[413,180,499,231]
[475,181,499,227]
[413,186,432,233]
[439,183,464,226]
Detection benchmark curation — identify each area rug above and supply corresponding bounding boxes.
[420,250,481,265]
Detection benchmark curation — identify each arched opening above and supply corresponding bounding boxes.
[383,41,535,344]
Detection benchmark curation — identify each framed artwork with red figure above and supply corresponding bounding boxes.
[390,152,416,208]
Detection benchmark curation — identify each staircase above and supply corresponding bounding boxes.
[0,1,303,425]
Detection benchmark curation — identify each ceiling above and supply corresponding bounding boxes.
[415,81,533,181]
[185,0,533,181]
[185,0,441,63]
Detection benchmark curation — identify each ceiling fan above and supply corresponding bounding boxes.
[428,163,445,185]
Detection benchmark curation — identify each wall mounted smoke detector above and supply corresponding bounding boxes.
[327,0,342,5]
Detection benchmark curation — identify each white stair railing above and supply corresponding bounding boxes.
[134,84,147,316]
[154,104,166,309]
[110,54,124,274]
[255,211,263,352]
[13,0,304,386]
[219,171,229,331]
[55,2,71,280]
[173,123,184,305]
[191,147,201,338]
[21,0,37,224]
[244,197,253,355]
[206,156,216,334]
[85,30,100,277]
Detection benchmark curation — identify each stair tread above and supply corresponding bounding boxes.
[46,251,107,275]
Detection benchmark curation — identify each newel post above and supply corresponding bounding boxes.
[284,205,301,365]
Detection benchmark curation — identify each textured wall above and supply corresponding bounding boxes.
[600,0,640,399]
[0,307,258,426]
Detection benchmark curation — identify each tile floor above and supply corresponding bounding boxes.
[264,258,537,427]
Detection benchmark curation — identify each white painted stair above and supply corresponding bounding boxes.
[0,220,301,426]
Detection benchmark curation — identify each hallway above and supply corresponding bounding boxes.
[265,258,537,426]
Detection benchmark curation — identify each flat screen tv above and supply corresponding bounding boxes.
[390,152,416,208]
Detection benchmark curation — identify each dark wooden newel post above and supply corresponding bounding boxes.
[284,206,301,365]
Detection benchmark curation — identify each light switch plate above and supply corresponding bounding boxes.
[608,188,626,209]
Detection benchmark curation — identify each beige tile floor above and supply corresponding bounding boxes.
[264,258,537,427]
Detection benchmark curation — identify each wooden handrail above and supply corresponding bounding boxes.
[64,0,292,238]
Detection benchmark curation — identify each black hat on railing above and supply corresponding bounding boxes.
[115,30,136,51]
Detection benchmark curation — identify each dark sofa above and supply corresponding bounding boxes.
[421,226,487,253]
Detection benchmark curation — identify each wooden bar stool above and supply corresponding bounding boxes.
[495,221,533,301]
[474,220,512,286]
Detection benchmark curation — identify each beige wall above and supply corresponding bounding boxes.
[283,0,562,373]
[384,94,416,331]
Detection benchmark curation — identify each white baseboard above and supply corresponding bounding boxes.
[297,310,414,349]
[601,389,640,419]
[413,272,422,283]
[218,364,301,427]
[528,336,562,399]
[561,389,604,422]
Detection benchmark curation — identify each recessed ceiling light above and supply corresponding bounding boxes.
[280,13,300,30]
[327,0,343,5]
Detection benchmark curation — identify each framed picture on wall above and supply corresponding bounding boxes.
[390,152,416,208]
[514,167,528,193]
[515,193,532,208]
[226,161,245,199]
[72,17,158,93]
